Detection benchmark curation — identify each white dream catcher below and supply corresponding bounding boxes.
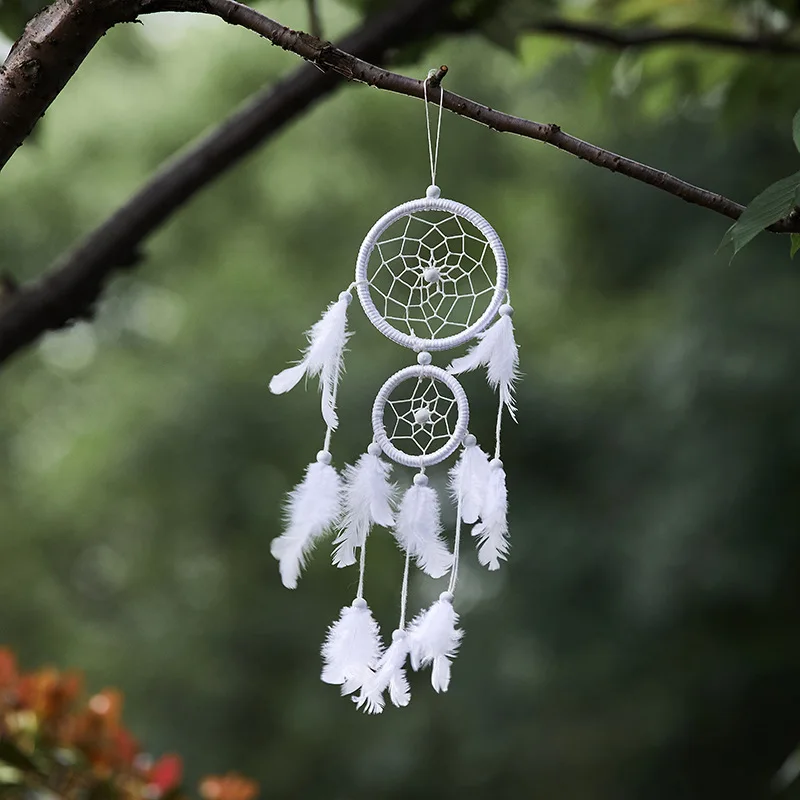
[268,73,520,713]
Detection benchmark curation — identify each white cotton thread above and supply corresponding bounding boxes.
[399,548,411,630]
[423,69,444,188]
[447,468,464,594]
[356,535,367,600]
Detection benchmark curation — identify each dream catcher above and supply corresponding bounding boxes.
[268,73,519,713]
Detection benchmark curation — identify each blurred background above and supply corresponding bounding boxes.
[2,0,800,797]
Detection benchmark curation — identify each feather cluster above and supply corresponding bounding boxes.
[472,461,509,571]
[332,452,396,568]
[408,593,463,693]
[448,442,491,524]
[356,629,411,714]
[448,311,520,421]
[269,293,352,429]
[321,599,383,695]
[393,482,452,579]
[270,459,342,589]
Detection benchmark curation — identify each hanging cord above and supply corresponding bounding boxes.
[423,69,444,187]
[493,398,504,461]
[398,549,411,629]
[493,290,514,460]
[447,472,465,594]
[356,538,367,601]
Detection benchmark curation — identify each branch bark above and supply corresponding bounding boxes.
[0,0,798,366]
[525,19,800,56]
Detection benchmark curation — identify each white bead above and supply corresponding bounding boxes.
[413,407,432,425]
[339,290,353,305]
[426,184,441,199]
[439,591,454,603]
[463,434,477,448]
[490,458,503,470]
[417,351,432,366]
[413,472,428,486]
[352,597,367,610]
[367,442,382,457]
[392,629,407,641]
[499,303,514,317]
[423,267,441,283]
[316,450,332,465]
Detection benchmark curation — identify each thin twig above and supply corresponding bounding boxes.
[427,64,448,88]
[526,19,800,56]
[306,0,322,39]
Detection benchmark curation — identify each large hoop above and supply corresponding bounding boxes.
[371,365,470,468]
[355,196,508,352]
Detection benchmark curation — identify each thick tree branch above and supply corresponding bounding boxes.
[1,0,799,366]
[526,19,800,56]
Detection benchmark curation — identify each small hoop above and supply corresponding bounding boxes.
[355,195,508,352]
[371,365,469,468]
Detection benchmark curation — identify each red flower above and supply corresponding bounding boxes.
[148,753,183,796]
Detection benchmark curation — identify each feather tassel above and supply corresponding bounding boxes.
[447,307,520,421]
[392,477,452,579]
[448,437,491,525]
[472,459,509,571]
[355,629,411,714]
[407,592,463,693]
[321,598,383,695]
[270,455,342,589]
[269,292,352,430]
[332,448,396,568]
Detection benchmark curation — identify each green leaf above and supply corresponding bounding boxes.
[0,739,43,776]
[719,171,800,256]
[794,108,800,154]
[791,234,800,259]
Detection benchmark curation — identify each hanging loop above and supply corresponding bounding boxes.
[423,68,445,188]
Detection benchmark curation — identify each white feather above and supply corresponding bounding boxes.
[448,443,491,525]
[407,595,463,693]
[392,484,452,579]
[269,294,352,429]
[321,599,383,695]
[332,453,396,568]
[447,314,520,421]
[355,631,411,714]
[472,462,509,571]
[270,460,342,589]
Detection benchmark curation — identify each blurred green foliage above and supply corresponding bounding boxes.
[2,0,800,798]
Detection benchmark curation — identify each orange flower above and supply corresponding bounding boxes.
[18,668,82,722]
[0,648,18,692]
[200,773,259,800]
[72,689,127,771]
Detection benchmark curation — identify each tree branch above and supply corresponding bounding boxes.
[525,19,800,56]
[0,0,459,363]
[1,0,799,366]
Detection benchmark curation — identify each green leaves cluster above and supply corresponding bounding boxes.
[720,109,800,258]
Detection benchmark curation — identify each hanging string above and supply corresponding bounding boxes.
[492,289,514,460]
[398,549,411,629]
[423,69,444,187]
[447,481,464,594]
[356,539,367,600]
[494,398,504,461]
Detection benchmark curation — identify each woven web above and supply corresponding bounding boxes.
[383,374,459,458]
[368,211,495,340]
